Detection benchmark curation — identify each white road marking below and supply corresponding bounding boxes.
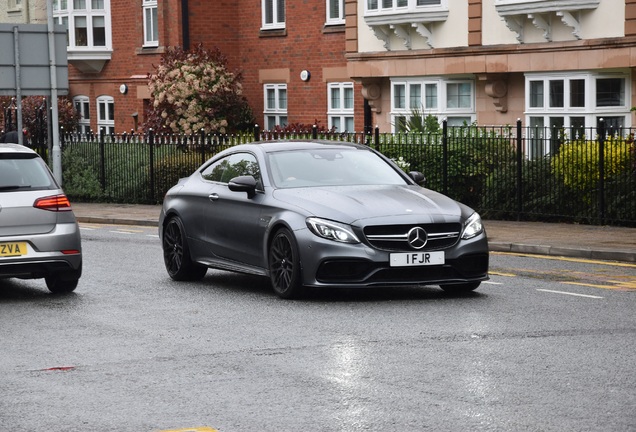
[536,289,603,299]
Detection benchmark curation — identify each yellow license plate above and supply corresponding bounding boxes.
[0,242,28,257]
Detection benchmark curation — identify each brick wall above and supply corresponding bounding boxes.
[68,0,363,134]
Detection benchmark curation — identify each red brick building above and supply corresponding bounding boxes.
[60,0,363,135]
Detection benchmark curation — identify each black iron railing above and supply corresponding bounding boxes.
[55,120,636,226]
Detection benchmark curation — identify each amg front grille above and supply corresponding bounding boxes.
[363,223,462,252]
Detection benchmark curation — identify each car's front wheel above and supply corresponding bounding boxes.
[163,216,207,281]
[269,228,304,299]
[440,281,481,293]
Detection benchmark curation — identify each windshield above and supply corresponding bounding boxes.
[268,148,408,188]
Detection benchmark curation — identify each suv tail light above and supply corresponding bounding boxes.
[34,194,73,212]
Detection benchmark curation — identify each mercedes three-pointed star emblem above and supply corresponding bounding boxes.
[407,227,427,250]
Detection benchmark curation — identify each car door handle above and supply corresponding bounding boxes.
[208,193,219,201]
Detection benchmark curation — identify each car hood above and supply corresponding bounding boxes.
[272,185,466,225]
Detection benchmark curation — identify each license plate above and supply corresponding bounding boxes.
[0,242,28,257]
[390,251,444,267]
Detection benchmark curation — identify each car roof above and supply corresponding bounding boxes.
[238,139,371,154]
[0,143,38,155]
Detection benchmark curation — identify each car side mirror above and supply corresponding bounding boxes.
[409,171,426,186]
[228,175,257,199]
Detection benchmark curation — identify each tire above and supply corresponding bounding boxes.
[268,228,304,299]
[163,216,207,281]
[45,263,82,294]
[440,281,481,293]
[45,275,79,294]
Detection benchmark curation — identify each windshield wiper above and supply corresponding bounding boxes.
[0,185,32,191]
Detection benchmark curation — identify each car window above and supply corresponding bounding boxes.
[0,156,55,191]
[200,152,262,189]
[200,157,229,182]
[268,148,407,188]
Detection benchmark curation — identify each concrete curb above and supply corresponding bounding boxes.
[489,242,636,263]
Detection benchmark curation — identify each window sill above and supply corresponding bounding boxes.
[323,23,345,34]
[259,28,287,38]
[136,46,165,55]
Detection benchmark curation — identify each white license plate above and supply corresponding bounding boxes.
[390,251,444,267]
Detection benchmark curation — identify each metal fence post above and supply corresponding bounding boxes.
[442,119,448,196]
[374,126,379,150]
[149,129,155,203]
[200,128,206,165]
[516,119,523,220]
[99,127,106,192]
[598,119,606,225]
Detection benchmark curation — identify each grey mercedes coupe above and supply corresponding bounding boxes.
[159,140,488,299]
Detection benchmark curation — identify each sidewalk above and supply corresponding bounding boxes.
[71,202,636,263]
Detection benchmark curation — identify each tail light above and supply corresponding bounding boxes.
[34,194,73,212]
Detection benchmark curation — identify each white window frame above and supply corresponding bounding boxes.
[97,95,115,135]
[53,0,112,51]
[8,0,22,11]
[262,0,286,30]
[328,82,355,132]
[73,95,91,134]
[365,0,445,15]
[143,0,159,47]
[390,77,475,132]
[264,84,288,130]
[326,0,345,25]
[524,70,631,158]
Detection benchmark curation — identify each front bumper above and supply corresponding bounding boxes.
[295,227,488,288]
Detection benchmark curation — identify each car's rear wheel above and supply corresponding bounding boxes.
[269,228,304,299]
[440,281,481,293]
[163,216,207,281]
[45,275,79,294]
[45,263,82,294]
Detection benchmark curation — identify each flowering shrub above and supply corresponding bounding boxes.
[144,44,254,135]
[551,136,634,192]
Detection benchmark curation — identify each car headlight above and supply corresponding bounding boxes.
[306,217,360,244]
[461,212,484,240]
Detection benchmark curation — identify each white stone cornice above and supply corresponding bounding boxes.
[495,0,599,16]
[370,25,391,51]
[502,15,524,44]
[412,22,434,48]
[528,13,551,42]
[364,9,448,50]
[496,0,598,43]
[556,10,582,40]
[391,24,412,50]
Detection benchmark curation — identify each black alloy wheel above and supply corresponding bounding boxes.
[163,216,207,281]
[269,228,304,299]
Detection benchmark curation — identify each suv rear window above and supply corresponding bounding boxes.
[0,154,56,191]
